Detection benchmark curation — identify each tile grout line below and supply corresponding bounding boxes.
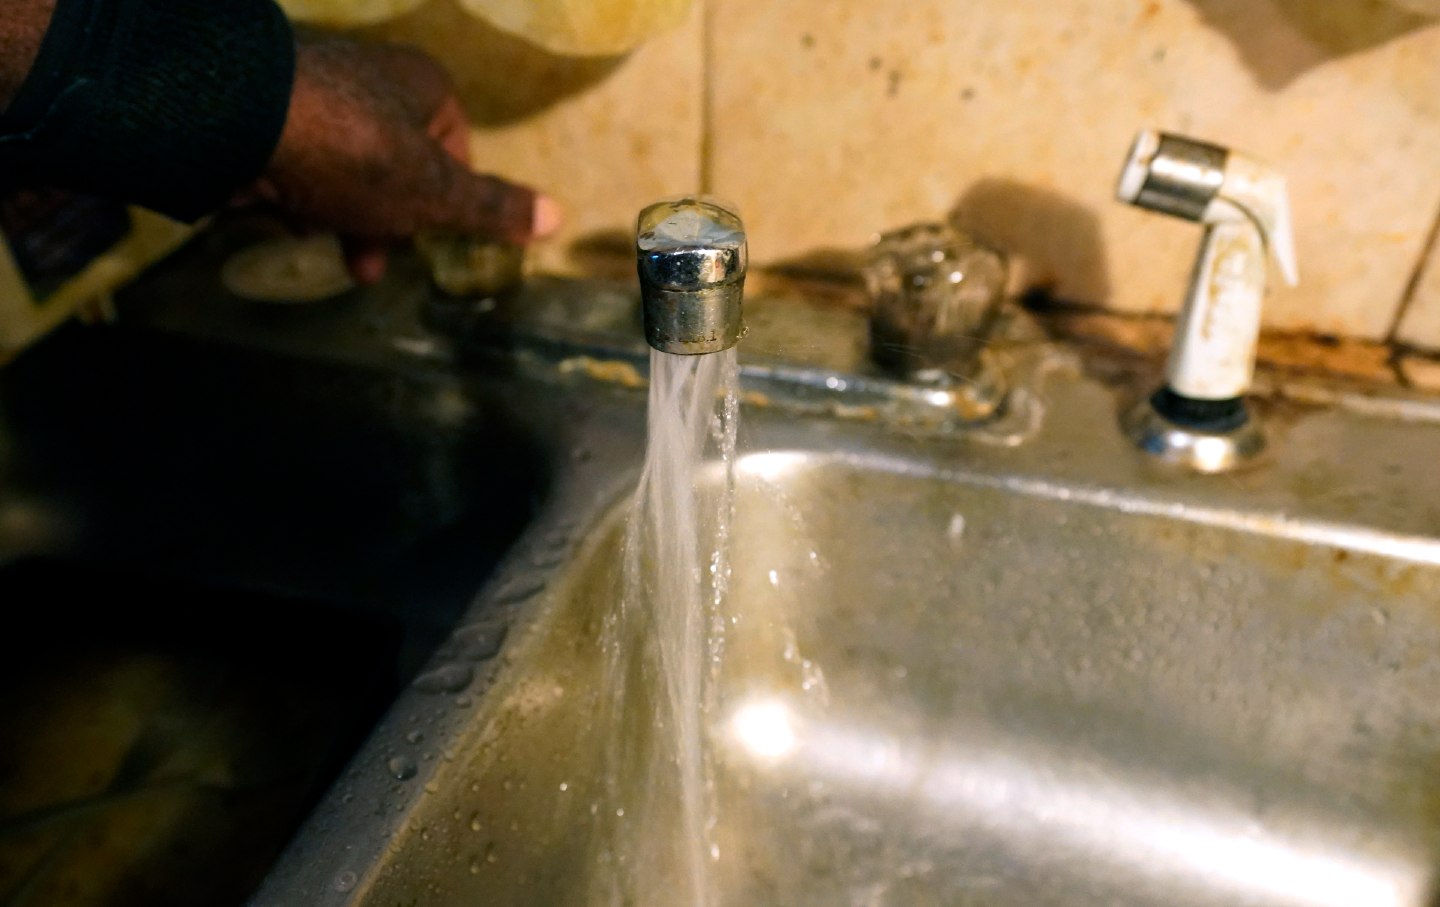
[698,0,715,196]
[1385,195,1440,347]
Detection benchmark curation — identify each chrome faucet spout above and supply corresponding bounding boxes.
[635,196,747,354]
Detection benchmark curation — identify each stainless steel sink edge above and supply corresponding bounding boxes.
[245,386,647,905]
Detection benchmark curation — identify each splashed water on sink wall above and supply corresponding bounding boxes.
[590,347,740,906]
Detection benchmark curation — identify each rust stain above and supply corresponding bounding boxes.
[1318,547,1425,601]
[557,356,645,389]
[1038,308,1400,385]
[1200,230,1254,343]
[1256,331,1395,383]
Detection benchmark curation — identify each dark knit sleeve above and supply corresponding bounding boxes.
[0,0,296,222]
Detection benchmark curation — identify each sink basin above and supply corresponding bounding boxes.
[0,306,550,904]
[94,237,1440,907]
[320,444,1440,907]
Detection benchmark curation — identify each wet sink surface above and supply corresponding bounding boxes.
[350,452,1440,907]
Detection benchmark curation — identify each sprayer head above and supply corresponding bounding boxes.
[636,196,747,355]
[1117,130,1298,286]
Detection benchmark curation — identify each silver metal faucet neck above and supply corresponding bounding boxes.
[635,196,747,355]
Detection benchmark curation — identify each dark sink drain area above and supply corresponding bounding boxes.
[0,557,400,907]
[0,314,552,906]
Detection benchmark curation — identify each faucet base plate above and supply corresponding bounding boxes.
[1124,395,1265,473]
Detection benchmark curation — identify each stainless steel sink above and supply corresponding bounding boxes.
[227,322,1440,907]
[93,229,1440,907]
[292,435,1440,907]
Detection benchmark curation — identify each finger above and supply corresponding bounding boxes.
[343,237,390,284]
[426,155,562,243]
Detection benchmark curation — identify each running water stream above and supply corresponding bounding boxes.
[593,347,740,906]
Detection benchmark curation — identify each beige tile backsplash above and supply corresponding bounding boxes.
[371,0,1440,348]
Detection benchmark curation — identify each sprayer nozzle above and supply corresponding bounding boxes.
[1116,131,1229,222]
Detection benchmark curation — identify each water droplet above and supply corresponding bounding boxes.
[486,842,498,863]
[387,755,417,780]
[768,569,779,587]
[494,576,546,603]
[456,622,508,661]
[332,870,358,892]
[947,513,966,546]
[423,781,440,794]
[470,813,483,832]
[405,730,424,745]
[558,782,569,792]
[530,550,566,569]
[413,662,473,694]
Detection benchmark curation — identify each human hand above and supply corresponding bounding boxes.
[244,33,560,283]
